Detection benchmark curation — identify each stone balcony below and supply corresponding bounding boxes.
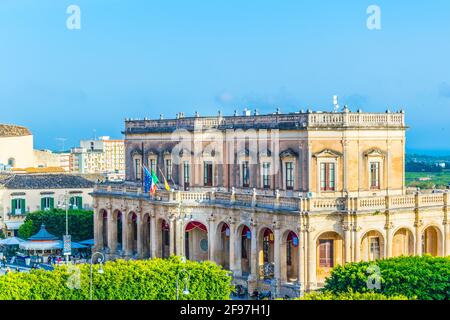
[92,183,447,214]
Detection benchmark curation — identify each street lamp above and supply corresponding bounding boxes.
[57,191,71,264]
[89,251,105,300]
[176,268,191,300]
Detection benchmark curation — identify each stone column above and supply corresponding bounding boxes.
[415,220,423,256]
[136,214,144,258]
[175,217,184,257]
[169,215,176,256]
[298,228,306,295]
[107,211,116,254]
[342,139,348,195]
[444,192,449,256]
[272,224,281,298]
[354,227,361,262]
[208,216,216,262]
[247,223,258,292]
[122,213,130,256]
[343,223,351,263]
[385,222,393,258]
[93,207,101,251]
[307,228,316,290]
[444,221,450,256]
[229,221,237,276]
[307,142,313,192]
[150,213,157,258]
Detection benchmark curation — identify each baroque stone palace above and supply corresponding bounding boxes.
[92,108,449,297]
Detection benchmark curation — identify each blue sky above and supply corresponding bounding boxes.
[1,0,450,153]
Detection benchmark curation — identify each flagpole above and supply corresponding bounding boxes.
[141,142,145,190]
[158,167,172,191]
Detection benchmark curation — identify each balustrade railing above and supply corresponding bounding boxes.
[93,184,447,212]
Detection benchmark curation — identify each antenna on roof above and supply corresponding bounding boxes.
[55,138,67,151]
[333,95,339,112]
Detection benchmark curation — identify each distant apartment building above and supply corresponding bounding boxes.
[54,151,72,172]
[71,136,125,180]
[0,174,94,237]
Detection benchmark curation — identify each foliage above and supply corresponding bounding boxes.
[0,230,5,239]
[299,289,408,300]
[0,256,232,300]
[405,170,450,189]
[324,256,450,300]
[17,209,93,241]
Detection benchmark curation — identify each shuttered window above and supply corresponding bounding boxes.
[69,196,83,210]
[319,239,334,268]
[11,198,26,215]
[41,197,54,211]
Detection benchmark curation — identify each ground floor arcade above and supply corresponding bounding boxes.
[93,198,450,297]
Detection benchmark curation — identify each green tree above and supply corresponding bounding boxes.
[17,209,93,241]
[0,257,232,300]
[324,256,450,300]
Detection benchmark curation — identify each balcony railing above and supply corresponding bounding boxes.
[125,111,405,134]
[93,183,448,213]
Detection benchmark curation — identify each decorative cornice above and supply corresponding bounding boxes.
[280,148,298,159]
[363,148,387,158]
[312,149,342,158]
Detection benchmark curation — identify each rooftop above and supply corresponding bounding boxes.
[0,124,31,137]
[124,108,406,134]
[0,173,95,190]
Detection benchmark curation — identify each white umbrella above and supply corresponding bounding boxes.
[0,237,25,246]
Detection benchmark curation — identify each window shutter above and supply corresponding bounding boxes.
[41,198,45,210]
[77,196,83,209]
[50,197,54,209]
[21,199,26,214]
[69,197,74,209]
[11,199,15,214]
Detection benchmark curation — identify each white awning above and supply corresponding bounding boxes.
[5,221,24,230]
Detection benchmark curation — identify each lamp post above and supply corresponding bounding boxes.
[89,251,105,300]
[176,267,191,300]
[176,199,192,259]
[57,191,71,264]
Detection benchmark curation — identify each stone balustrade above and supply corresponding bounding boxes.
[124,110,405,133]
[93,183,447,213]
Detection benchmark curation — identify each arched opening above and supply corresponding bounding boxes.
[101,209,108,249]
[161,219,170,258]
[316,231,344,283]
[392,228,414,257]
[128,212,138,255]
[422,226,441,256]
[216,222,230,269]
[142,214,151,258]
[238,225,251,276]
[280,230,299,283]
[185,221,208,262]
[360,230,384,261]
[258,227,275,280]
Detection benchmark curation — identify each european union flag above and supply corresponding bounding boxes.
[143,166,152,193]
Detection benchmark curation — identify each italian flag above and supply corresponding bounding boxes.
[150,170,159,195]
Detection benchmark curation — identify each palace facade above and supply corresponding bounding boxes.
[92,108,449,297]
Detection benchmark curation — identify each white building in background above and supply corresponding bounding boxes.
[0,173,94,237]
[0,124,35,169]
[0,124,69,173]
[71,136,125,180]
